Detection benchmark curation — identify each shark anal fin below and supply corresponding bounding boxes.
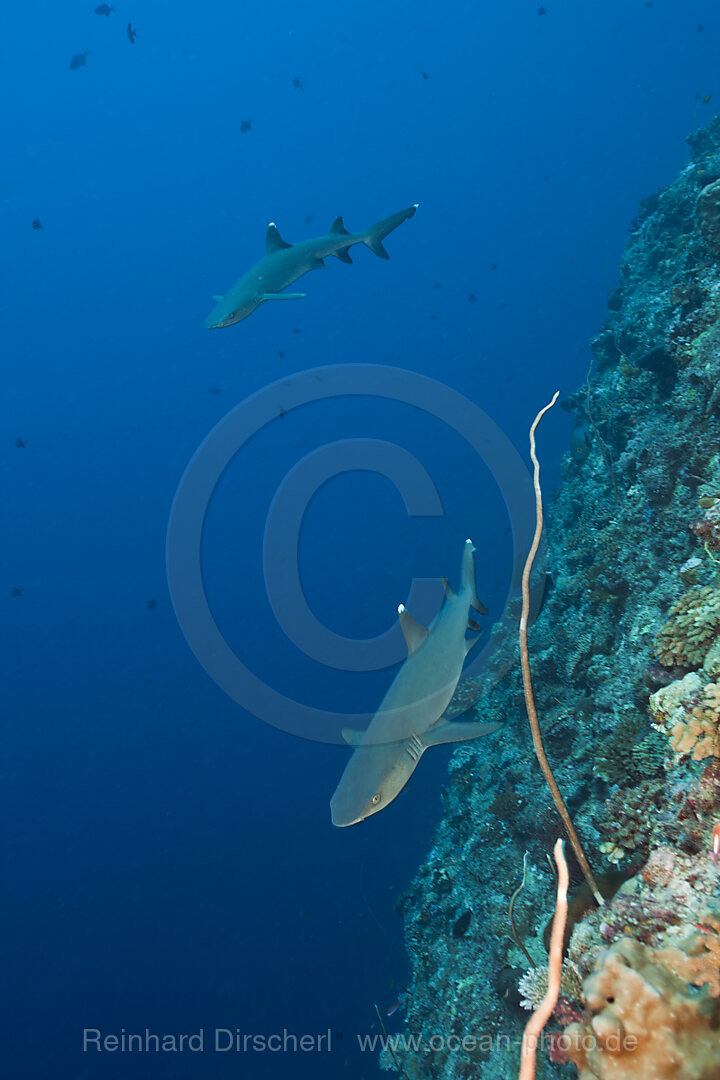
[266,222,293,254]
[330,215,351,236]
[334,247,353,264]
[261,292,307,301]
[423,720,501,747]
[341,727,366,747]
[397,604,428,653]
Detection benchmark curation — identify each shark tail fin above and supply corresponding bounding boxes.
[363,204,418,259]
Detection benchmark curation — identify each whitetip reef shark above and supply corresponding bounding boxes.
[330,540,501,827]
[206,205,418,328]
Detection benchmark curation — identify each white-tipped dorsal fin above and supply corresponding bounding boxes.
[397,603,429,653]
[266,222,293,254]
[341,727,366,747]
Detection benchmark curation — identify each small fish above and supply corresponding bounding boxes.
[304,216,313,224]
[537,5,548,13]
[569,420,591,462]
[70,52,89,70]
[147,598,157,611]
[386,1000,403,1017]
[126,23,138,44]
[11,587,23,597]
[240,119,252,133]
[16,437,26,448]
[703,94,713,106]
[421,72,429,79]
[293,76,303,89]
[94,3,114,13]
[31,219,42,230]
[208,386,221,394]
[468,293,477,303]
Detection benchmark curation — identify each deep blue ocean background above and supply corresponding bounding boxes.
[1,2,716,1077]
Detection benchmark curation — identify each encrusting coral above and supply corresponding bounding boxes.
[651,672,720,762]
[564,937,720,1080]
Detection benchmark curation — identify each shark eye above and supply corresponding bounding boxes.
[371,793,381,806]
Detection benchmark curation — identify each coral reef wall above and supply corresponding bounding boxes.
[388,117,720,1080]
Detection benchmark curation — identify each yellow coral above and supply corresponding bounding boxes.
[670,716,719,760]
[660,914,720,999]
[650,673,720,761]
[565,937,720,1079]
[654,586,720,668]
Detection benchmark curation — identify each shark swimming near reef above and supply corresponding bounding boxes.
[330,540,501,827]
[206,205,418,328]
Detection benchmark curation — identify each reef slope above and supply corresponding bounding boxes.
[389,117,720,1080]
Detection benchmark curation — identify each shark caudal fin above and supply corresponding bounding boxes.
[363,204,418,259]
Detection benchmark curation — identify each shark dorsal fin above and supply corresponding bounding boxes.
[329,215,351,236]
[266,222,292,254]
[397,604,428,653]
[341,727,366,747]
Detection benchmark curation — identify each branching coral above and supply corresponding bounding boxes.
[654,586,720,669]
[599,779,667,864]
[518,958,583,1011]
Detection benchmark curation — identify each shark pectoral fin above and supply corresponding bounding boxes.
[212,295,224,302]
[442,575,455,599]
[261,292,307,301]
[423,720,502,747]
[341,727,366,747]
[397,604,428,653]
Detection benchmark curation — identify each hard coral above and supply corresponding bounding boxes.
[660,913,720,998]
[654,586,720,669]
[564,937,720,1079]
[651,672,720,762]
[600,779,667,864]
[696,177,720,252]
[692,497,720,553]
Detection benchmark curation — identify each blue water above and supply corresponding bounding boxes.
[1,1,715,1077]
